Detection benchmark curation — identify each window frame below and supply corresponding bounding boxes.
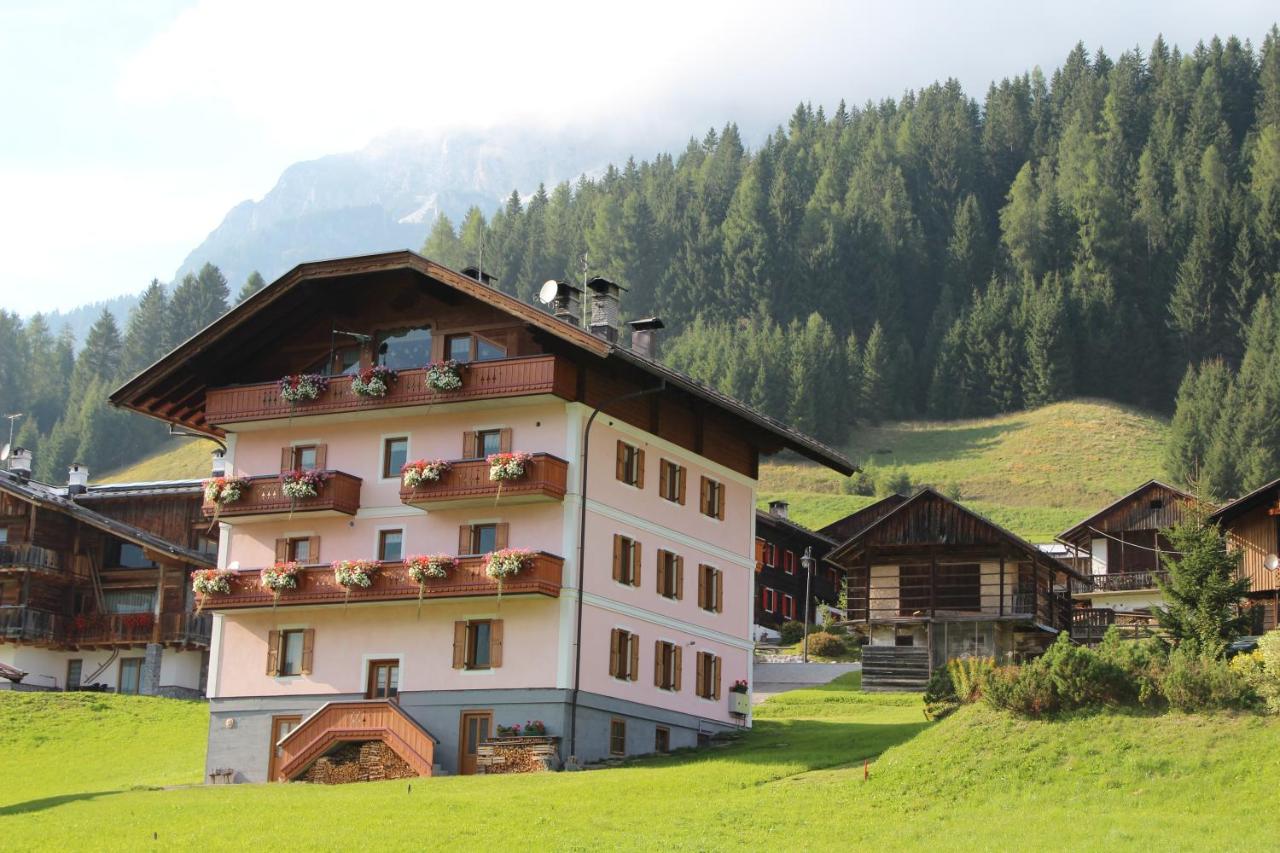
[365,658,401,700]
[657,550,682,600]
[377,528,404,563]
[279,629,307,677]
[783,550,796,575]
[700,476,725,520]
[66,658,82,691]
[117,657,144,695]
[655,640,680,691]
[609,718,627,756]
[475,429,502,459]
[616,441,643,487]
[658,459,685,503]
[699,564,723,613]
[376,325,433,371]
[782,593,795,620]
[615,534,640,587]
[285,537,312,563]
[762,587,776,614]
[654,726,670,753]
[470,523,499,555]
[610,628,638,681]
[381,435,409,481]
[695,651,721,700]
[291,444,320,471]
[445,331,508,364]
[465,620,493,670]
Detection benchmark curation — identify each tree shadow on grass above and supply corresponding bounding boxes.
[0,790,126,816]
[853,420,1023,466]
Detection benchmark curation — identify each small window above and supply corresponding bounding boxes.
[784,551,796,575]
[378,529,403,563]
[471,524,498,555]
[765,543,776,568]
[286,538,311,563]
[446,333,507,363]
[291,445,319,471]
[609,718,627,756]
[762,588,776,613]
[700,477,725,519]
[66,659,82,691]
[895,627,916,647]
[1149,498,1164,510]
[378,327,432,371]
[699,564,722,613]
[614,535,640,586]
[467,620,493,669]
[657,550,682,600]
[616,441,643,487]
[782,594,795,620]
[658,460,685,503]
[383,436,409,479]
[0,528,9,544]
[446,334,473,363]
[196,535,219,558]
[107,541,156,569]
[476,429,502,458]
[333,344,362,375]
[102,589,155,614]
[280,630,306,676]
[695,651,721,700]
[366,659,400,699]
[654,726,670,753]
[610,628,638,680]
[655,640,680,691]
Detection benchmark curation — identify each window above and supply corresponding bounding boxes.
[476,429,502,458]
[291,444,319,471]
[609,628,639,681]
[460,523,504,555]
[782,594,795,620]
[118,658,143,695]
[615,441,644,487]
[698,564,723,613]
[453,619,503,670]
[66,659,82,691]
[699,477,725,520]
[658,460,685,504]
[332,344,362,375]
[264,629,315,677]
[695,651,721,700]
[196,535,218,559]
[378,327,433,370]
[0,527,8,544]
[382,437,409,479]
[377,529,404,563]
[656,550,683,600]
[366,659,400,699]
[654,726,670,753]
[609,718,627,756]
[103,589,155,614]
[612,535,641,587]
[106,541,156,569]
[783,550,796,575]
[279,630,307,676]
[895,627,916,647]
[445,333,507,363]
[275,536,318,564]
[654,640,682,691]
[764,542,777,568]
[762,587,776,614]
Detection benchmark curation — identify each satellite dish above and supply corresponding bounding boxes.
[1266,554,1280,572]
[0,444,8,462]
[538,279,560,305]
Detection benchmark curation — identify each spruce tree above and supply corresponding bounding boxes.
[1154,509,1251,656]
[237,271,266,303]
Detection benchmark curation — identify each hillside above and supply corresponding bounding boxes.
[759,399,1170,540]
[2,676,1276,850]
[100,438,217,483]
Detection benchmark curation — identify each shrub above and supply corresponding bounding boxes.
[844,470,876,496]
[1161,646,1256,712]
[1254,631,1280,713]
[1095,630,1167,707]
[778,621,806,645]
[946,656,995,703]
[981,659,1058,717]
[1040,632,1130,706]
[923,666,959,720]
[805,632,846,658]
[876,467,913,498]
[942,480,963,501]
[820,611,846,636]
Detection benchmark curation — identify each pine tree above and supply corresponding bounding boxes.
[1154,508,1252,656]
[860,322,892,424]
[422,213,463,269]
[169,263,229,343]
[118,280,170,381]
[237,271,266,303]
[1022,275,1073,406]
[1165,359,1233,487]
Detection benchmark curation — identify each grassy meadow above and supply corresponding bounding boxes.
[3,676,1277,851]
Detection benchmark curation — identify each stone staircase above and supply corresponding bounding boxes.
[861,646,930,691]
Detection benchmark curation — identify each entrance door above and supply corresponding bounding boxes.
[457,710,493,776]
[267,715,302,782]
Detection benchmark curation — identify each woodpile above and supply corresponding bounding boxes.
[476,736,561,774]
[301,740,417,784]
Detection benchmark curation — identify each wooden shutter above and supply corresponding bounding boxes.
[674,555,684,600]
[633,542,642,587]
[698,565,708,609]
[498,428,513,453]
[659,460,670,498]
[280,446,294,472]
[712,655,722,700]
[615,441,627,481]
[612,535,623,582]
[458,525,473,555]
[695,651,706,698]
[300,629,315,675]
[490,620,504,668]
[462,431,478,459]
[656,551,667,596]
[635,449,645,489]
[494,523,509,550]
[755,538,766,567]
[307,536,321,564]
[609,629,621,677]
[266,630,280,676]
[314,444,328,470]
[700,477,710,515]
[716,483,725,520]
[715,569,723,613]
[677,465,686,505]
[452,621,466,669]
[653,640,664,687]
[628,632,639,682]
[274,539,288,562]
[673,645,683,692]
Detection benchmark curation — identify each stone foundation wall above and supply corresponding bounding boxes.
[300,741,417,784]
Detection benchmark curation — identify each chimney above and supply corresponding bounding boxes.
[461,266,496,287]
[543,280,583,327]
[211,449,227,478]
[67,463,89,495]
[768,499,789,520]
[586,277,626,343]
[628,317,665,360]
[8,447,32,481]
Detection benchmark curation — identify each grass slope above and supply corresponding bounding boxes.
[100,439,217,483]
[3,676,1277,850]
[761,398,1169,540]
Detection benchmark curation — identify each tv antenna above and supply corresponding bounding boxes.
[4,413,22,448]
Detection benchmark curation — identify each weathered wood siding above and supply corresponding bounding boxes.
[1224,504,1278,594]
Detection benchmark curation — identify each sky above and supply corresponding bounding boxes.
[1,0,1276,315]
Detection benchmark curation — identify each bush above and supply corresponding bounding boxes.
[1095,630,1168,707]
[946,656,995,703]
[844,470,875,496]
[923,666,958,720]
[981,659,1058,717]
[805,631,846,658]
[820,611,846,636]
[1253,631,1280,713]
[1162,647,1256,712]
[876,467,913,497]
[778,621,805,645]
[1041,632,1130,706]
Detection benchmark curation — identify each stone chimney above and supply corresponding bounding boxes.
[549,281,583,327]
[461,266,496,287]
[628,318,665,360]
[586,277,626,343]
[67,463,89,495]
[8,447,32,480]
[211,449,227,478]
[768,499,790,520]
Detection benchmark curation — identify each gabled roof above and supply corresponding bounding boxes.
[1208,475,1280,526]
[817,494,908,543]
[109,251,854,474]
[826,487,1079,578]
[755,508,838,547]
[1057,480,1198,544]
[0,470,213,568]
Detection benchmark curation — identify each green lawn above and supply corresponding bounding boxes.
[761,398,1169,540]
[3,676,1277,850]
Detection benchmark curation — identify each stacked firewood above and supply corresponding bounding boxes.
[301,740,416,784]
[476,737,561,774]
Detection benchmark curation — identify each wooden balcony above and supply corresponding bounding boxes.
[0,607,212,649]
[205,354,577,426]
[1070,570,1168,596]
[275,700,437,781]
[201,471,362,522]
[0,544,64,577]
[400,453,569,510]
[200,552,564,610]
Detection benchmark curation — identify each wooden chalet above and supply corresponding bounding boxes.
[826,488,1080,690]
[1209,477,1280,634]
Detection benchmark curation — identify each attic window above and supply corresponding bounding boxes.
[1149,499,1164,510]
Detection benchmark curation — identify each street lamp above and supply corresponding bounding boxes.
[801,546,815,663]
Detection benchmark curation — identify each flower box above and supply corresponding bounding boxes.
[425,359,463,392]
[278,373,329,404]
[333,559,380,589]
[280,469,329,500]
[261,562,302,596]
[401,459,450,489]
[406,554,456,582]
[488,452,533,482]
[351,365,397,397]
[729,690,750,717]
[203,476,249,505]
[192,569,234,597]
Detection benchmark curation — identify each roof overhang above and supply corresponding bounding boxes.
[1208,475,1280,526]
[1057,480,1197,544]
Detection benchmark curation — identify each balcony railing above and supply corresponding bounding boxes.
[0,606,212,648]
[0,544,63,575]
[400,454,569,510]
[202,471,362,520]
[1070,570,1168,595]
[200,553,565,610]
[205,355,577,425]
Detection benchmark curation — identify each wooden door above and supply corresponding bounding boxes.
[457,710,493,776]
[267,715,302,782]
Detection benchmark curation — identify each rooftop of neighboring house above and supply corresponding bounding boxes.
[1057,480,1199,547]
[1208,475,1280,526]
[756,501,837,549]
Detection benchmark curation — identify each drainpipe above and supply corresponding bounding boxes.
[568,381,665,762]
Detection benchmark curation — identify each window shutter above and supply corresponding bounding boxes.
[633,541,642,587]
[653,640,664,687]
[452,621,466,669]
[716,484,725,520]
[609,629,621,677]
[314,444,328,470]
[695,651,706,698]
[494,523,509,550]
[628,632,639,682]
[458,525,472,555]
[700,477,710,515]
[490,620,504,668]
[612,535,623,582]
[656,551,667,597]
[635,449,645,489]
[715,569,723,613]
[274,539,288,562]
[712,655,722,700]
[266,630,280,676]
[659,460,669,497]
[673,645,683,692]
[498,428,513,453]
[615,441,626,481]
[755,538,766,567]
[698,565,707,609]
[307,536,321,564]
[280,447,293,473]
[300,629,315,675]
[674,556,684,600]
[462,431,478,459]
[677,466,686,505]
